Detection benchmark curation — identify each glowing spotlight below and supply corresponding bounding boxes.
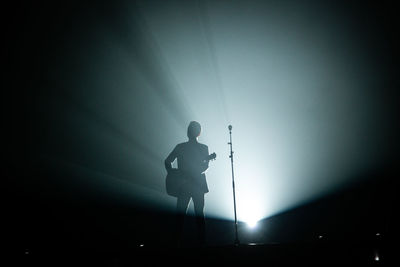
[238,196,263,230]
[374,250,380,262]
[246,219,258,229]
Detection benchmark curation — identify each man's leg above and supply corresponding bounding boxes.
[192,192,206,246]
[176,194,190,246]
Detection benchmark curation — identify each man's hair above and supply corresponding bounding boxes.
[187,121,201,139]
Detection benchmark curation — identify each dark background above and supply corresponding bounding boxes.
[5,0,399,263]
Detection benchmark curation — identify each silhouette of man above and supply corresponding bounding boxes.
[165,121,209,246]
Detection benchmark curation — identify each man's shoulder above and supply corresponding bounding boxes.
[178,141,208,150]
[175,142,186,149]
[176,141,190,146]
[197,142,208,150]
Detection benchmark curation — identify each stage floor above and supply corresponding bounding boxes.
[16,241,391,266]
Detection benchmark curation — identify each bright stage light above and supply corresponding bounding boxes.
[374,251,380,262]
[235,190,264,230]
[246,220,258,229]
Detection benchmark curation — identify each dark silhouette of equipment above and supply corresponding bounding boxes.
[228,125,240,245]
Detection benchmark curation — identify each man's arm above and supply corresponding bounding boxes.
[164,145,178,173]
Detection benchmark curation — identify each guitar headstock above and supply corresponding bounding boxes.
[209,152,217,161]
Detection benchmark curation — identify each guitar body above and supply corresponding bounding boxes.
[165,169,186,197]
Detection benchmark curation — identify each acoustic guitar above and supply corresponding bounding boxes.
[165,153,216,197]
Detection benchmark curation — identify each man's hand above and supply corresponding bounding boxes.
[165,160,173,173]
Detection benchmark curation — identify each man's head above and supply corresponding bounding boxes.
[187,121,201,140]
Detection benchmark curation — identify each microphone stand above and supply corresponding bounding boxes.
[228,125,240,246]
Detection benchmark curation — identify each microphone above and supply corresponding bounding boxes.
[228,125,232,131]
